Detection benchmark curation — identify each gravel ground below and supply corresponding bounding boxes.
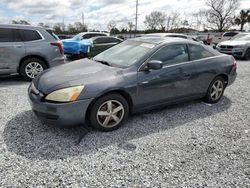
[0,60,249,187]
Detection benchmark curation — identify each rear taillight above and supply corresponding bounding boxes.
[51,41,64,55]
[232,57,237,69]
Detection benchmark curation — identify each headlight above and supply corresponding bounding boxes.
[45,86,84,102]
[234,45,245,49]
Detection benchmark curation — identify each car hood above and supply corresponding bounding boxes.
[219,40,248,46]
[35,59,122,94]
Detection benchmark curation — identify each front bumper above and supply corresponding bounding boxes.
[217,48,245,58]
[28,84,93,127]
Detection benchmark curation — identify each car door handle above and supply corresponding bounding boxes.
[183,73,191,78]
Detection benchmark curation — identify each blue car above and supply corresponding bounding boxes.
[62,32,107,58]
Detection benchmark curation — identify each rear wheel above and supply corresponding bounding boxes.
[20,58,47,81]
[244,48,250,60]
[89,94,129,132]
[204,77,225,104]
[78,53,87,59]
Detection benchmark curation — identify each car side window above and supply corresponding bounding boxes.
[94,38,106,44]
[106,38,121,43]
[20,29,42,42]
[223,32,238,37]
[82,34,92,39]
[150,44,189,65]
[13,29,23,42]
[0,28,14,42]
[189,44,214,60]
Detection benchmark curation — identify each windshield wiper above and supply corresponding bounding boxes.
[95,60,112,67]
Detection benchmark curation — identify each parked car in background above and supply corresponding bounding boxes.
[212,31,240,45]
[88,36,123,57]
[29,37,237,131]
[0,24,64,80]
[216,34,250,60]
[57,34,74,40]
[143,33,199,42]
[62,32,108,58]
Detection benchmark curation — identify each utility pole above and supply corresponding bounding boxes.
[62,18,65,32]
[82,12,84,26]
[135,0,138,33]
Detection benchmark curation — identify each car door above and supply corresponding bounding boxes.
[0,28,25,72]
[136,43,199,108]
[188,43,218,94]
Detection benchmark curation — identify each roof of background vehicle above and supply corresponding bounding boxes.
[90,36,123,41]
[129,37,188,44]
[0,24,43,30]
[145,33,188,37]
[77,32,108,35]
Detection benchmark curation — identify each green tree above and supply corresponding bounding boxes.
[144,11,166,31]
[74,22,88,32]
[205,0,239,32]
[235,10,250,31]
[12,20,30,25]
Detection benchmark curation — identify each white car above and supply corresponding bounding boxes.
[216,34,250,60]
[212,32,240,45]
[143,33,199,41]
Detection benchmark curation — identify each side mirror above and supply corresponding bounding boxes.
[147,60,163,70]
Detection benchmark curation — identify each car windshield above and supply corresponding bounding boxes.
[232,35,250,41]
[231,34,249,40]
[93,40,155,68]
[73,33,83,40]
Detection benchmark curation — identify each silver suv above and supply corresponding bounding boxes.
[0,24,65,80]
[216,33,250,60]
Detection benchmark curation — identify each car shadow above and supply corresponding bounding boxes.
[0,74,28,86]
[3,97,232,161]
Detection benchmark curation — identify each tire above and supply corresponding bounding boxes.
[89,93,129,132]
[20,58,47,81]
[204,76,226,104]
[78,53,87,59]
[244,48,250,60]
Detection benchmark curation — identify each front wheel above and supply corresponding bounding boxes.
[244,48,250,60]
[204,77,225,104]
[89,94,129,132]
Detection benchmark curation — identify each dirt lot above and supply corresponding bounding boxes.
[0,60,249,187]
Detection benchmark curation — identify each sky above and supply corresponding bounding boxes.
[0,0,250,30]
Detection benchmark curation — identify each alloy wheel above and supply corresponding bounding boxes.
[25,62,44,79]
[210,80,224,101]
[96,100,125,128]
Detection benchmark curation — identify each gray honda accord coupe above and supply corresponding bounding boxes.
[28,37,237,131]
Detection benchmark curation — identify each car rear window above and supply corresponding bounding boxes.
[46,29,59,40]
[189,44,214,60]
[106,37,121,43]
[20,29,43,41]
[223,32,238,37]
[94,37,106,44]
[0,28,13,42]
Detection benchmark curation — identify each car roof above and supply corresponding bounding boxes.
[0,24,42,30]
[91,36,121,40]
[77,32,107,35]
[129,37,189,45]
[145,33,188,37]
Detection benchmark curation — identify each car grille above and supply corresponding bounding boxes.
[220,45,234,49]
